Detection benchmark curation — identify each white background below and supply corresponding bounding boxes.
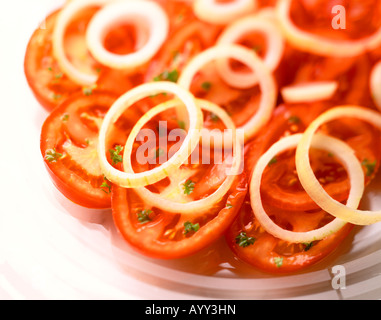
[0,0,381,300]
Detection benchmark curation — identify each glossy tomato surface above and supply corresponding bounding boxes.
[40,92,118,208]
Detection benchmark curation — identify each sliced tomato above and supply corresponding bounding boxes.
[291,0,381,41]
[25,7,137,111]
[24,10,81,111]
[249,103,381,211]
[40,92,119,208]
[225,101,381,273]
[144,15,221,82]
[226,196,355,274]
[111,108,248,259]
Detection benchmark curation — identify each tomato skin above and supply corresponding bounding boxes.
[112,171,248,260]
[40,92,117,209]
[24,10,81,111]
[226,199,355,274]
[25,9,136,112]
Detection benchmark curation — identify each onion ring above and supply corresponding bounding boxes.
[250,133,364,243]
[123,98,243,214]
[193,0,257,25]
[295,106,381,225]
[216,12,285,87]
[177,44,277,141]
[281,81,338,103]
[86,0,169,70]
[276,0,381,57]
[52,0,111,85]
[98,82,203,188]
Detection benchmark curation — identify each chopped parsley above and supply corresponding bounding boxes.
[153,69,179,82]
[183,179,195,195]
[137,209,153,224]
[109,145,123,165]
[210,113,219,122]
[268,156,278,166]
[235,232,256,248]
[45,148,63,163]
[303,242,314,251]
[177,120,185,130]
[201,81,212,91]
[288,115,301,124]
[273,257,284,268]
[100,181,111,194]
[184,221,200,234]
[52,94,62,101]
[61,114,69,122]
[155,147,165,158]
[82,84,97,96]
[226,203,234,209]
[361,159,377,177]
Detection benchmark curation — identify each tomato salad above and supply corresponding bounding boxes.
[26,0,381,274]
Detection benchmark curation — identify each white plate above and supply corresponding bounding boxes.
[1,0,380,300]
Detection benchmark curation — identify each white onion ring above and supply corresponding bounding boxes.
[216,11,285,87]
[281,81,338,104]
[177,44,277,141]
[193,0,257,25]
[122,98,242,214]
[370,60,381,112]
[86,0,169,70]
[52,0,111,85]
[295,106,381,225]
[98,82,203,188]
[250,133,364,243]
[276,0,381,57]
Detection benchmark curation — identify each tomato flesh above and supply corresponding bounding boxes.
[40,92,118,208]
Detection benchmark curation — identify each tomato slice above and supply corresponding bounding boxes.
[248,103,381,211]
[226,196,355,274]
[24,10,81,111]
[144,15,221,82]
[111,108,248,259]
[291,0,381,41]
[40,92,119,208]
[225,100,381,273]
[25,7,137,111]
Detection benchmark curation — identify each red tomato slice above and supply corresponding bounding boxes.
[111,108,248,259]
[291,0,381,41]
[226,196,355,274]
[249,103,381,211]
[24,8,137,111]
[225,101,381,273]
[40,92,119,208]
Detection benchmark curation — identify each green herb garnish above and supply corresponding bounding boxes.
[153,69,179,82]
[184,221,200,234]
[137,209,153,224]
[235,232,256,248]
[183,179,195,195]
[45,148,63,163]
[109,145,123,165]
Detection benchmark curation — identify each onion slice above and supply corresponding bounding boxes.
[276,0,381,57]
[178,44,277,141]
[295,106,381,225]
[216,11,285,87]
[98,82,203,188]
[370,60,381,112]
[52,0,111,85]
[250,133,364,243]
[193,0,257,25]
[123,98,243,214]
[86,0,169,70]
[281,81,338,104]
